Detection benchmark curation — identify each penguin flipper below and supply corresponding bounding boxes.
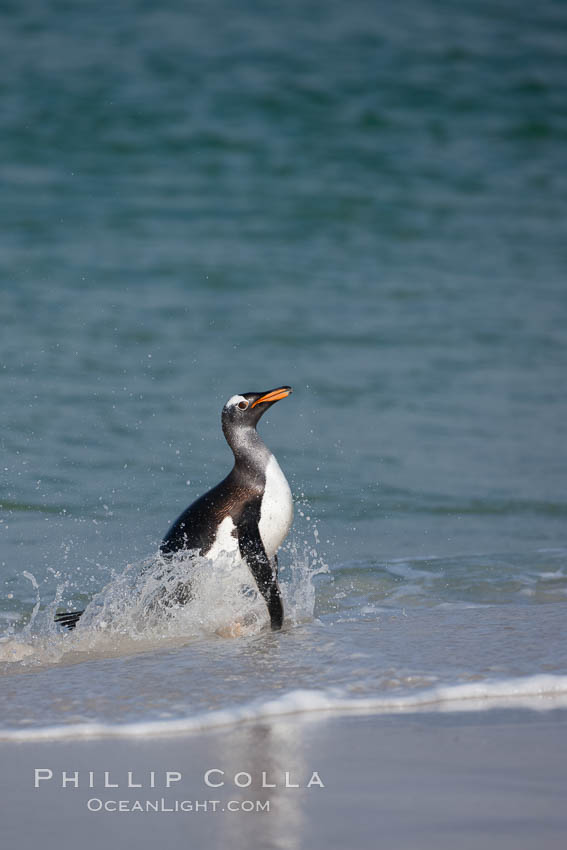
[54,610,85,630]
[237,502,284,631]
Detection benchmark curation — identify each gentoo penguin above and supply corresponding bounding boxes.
[55,386,293,632]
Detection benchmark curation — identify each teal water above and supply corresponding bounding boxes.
[1,0,567,734]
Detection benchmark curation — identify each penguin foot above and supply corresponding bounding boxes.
[215,621,245,638]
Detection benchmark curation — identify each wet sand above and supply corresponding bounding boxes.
[3,709,567,850]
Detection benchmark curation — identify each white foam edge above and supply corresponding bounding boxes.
[2,674,567,742]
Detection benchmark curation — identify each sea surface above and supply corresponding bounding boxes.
[1,0,567,739]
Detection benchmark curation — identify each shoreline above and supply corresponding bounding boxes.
[4,708,567,850]
[2,672,567,742]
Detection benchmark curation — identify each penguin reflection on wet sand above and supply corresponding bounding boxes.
[55,386,293,633]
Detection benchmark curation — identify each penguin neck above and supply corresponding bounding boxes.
[224,425,272,481]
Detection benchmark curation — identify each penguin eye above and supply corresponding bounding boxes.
[238,400,249,410]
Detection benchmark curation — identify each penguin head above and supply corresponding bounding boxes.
[222,386,292,434]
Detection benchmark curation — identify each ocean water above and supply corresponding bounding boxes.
[1,0,567,739]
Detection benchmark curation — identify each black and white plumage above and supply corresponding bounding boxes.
[55,386,293,632]
[160,386,293,629]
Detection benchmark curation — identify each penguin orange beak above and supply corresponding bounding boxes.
[251,386,292,408]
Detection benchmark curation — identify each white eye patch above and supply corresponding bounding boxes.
[225,394,248,408]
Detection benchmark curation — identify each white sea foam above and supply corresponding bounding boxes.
[1,675,567,742]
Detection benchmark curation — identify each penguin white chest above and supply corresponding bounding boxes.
[206,515,239,561]
[259,455,294,559]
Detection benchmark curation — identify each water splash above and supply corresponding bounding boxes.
[0,528,327,671]
[22,571,41,634]
[76,549,271,639]
[282,527,329,624]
